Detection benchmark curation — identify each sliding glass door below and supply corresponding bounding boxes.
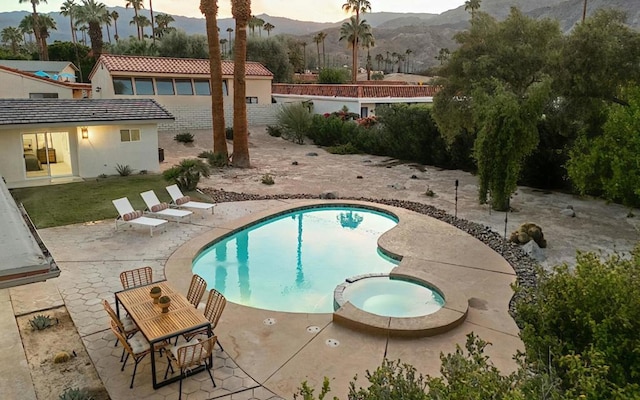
[22,132,72,179]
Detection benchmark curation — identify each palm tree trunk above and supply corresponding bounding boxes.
[31,4,43,60]
[582,0,587,22]
[201,0,228,159]
[134,9,141,40]
[69,17,76,44]
[231,0,251,168]
[352,10,359,83]
[106,24,111,44]
[149,0,156,43]
[322,38,326,68]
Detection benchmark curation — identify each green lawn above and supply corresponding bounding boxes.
[10,174,207,229]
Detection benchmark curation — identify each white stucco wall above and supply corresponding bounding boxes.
[0,70,75,99]
[77,123,159,177]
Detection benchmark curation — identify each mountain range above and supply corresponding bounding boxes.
[0,0,637,70]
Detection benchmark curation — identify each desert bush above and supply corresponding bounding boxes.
[371,72,384,80]
[318,67,350,84]
[276,103,313,144]
[266,125,283,137]
[326,142,359,155]
[115,164,133,176]
[198,150,214,159]
[207,152,228,168]
[174,132,194,143]
[162,158,210,191]
[261,173,275,185]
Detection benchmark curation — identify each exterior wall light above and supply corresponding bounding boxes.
[81,127,89,139]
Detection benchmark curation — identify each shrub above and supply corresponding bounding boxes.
[276,103,313,144]
[326,142,360,155]
[174,132,194,143]
[266,125,283,137]
[318,67,350,84]
[225,127,234,140]
[115,164,133,176]
[371,72,384,80]
[29,314,59,331]
[162,158,210,191]
[198,150,214,159]
[207,152,228,168]
[261,173,275,185]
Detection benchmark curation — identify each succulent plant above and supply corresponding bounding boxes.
[150,286,162,294]
[159,295,171,304]
[59,387,94,400]
[29,314,59,331]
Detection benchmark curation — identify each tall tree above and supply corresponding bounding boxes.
[231,0,251,168]
[154,13,174,38]
[263,22,274,37]
[226,27,233,55]
[1,26,24,55]
[300,41,307,71]
[131,14,150,38]
[582,0,587,22]
[37,13,55,60]
[313,32,322,69]
[433,9,561,210]
[200,0,228,160]
[75,0,107,57]
[361,28,374,79]
[339,16,372,79]
[19,15,34,43]
[59,0,77,44]
[405,48,412,73]
[342,0,371,83]
[111,10,119,41]
[148,0,155,43]
[464,0,481,19]
[19,0,47,60]
[102,9,112,44]
[125,0,144,40]
[374,53,383,70]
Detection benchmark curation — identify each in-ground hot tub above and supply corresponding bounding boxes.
[333,272,468,337]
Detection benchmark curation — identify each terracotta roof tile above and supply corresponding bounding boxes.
[94,54,273,78]
[271,84,440,98]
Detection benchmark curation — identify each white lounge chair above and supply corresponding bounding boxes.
[166,184,215,215]
[112,197,167,237]
[140,190,193,222]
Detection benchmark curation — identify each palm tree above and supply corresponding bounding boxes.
[226,27,233,54]
[125,0,144,40]
[220,38,227,55]
[37,14,56,60]
[248,15,262,37]
[231,0,251,168]
[263,22,274,37]
[102,9,112,44]
[131,14,150,38]
[1,26,23,54]
[19,15,34,43]
[360,30,374,79]
[339,16,372,80]
[59,0,77,44]
[148,0,156,43]
[313,33,322,69]
[300,41,307,71]
[75,0,107,57]
[405,48,412,73]
[342,0,371,83]
[436,47,450,65]
[111,10,119,41]
[78,24,88,45]
[200,0,228,160]
[19,0,47,60]
[154,13,174,38]
[464,0,481,19]
[374,53,383,71]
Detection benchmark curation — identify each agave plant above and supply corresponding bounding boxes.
[162,158,210,191]
[29,314,59,331]
[59,387,94,400]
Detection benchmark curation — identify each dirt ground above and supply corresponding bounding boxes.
[17,307,109,400]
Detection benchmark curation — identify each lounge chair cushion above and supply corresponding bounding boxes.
[175,196,191,205]
[123,210,143,221]
[151,202,169,212]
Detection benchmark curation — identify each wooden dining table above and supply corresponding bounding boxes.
[115,280,212,389]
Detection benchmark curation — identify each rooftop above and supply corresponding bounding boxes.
[0,65,90,89]
[0,60,79,73]
[272,83,440,98]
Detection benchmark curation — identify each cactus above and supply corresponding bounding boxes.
[59,387,94,400]
[54,350,77,364]
[29,314,59,331]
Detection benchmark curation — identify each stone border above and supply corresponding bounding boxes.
[333,271,468,338]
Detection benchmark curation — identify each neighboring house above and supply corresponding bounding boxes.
[89,54,276,130]
[0,98,174,188]
[271,84,440,117]
[0,60,80,82]
[0,65,91,99]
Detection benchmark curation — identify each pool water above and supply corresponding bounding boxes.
[340,276,445,317]
[192,206,398,313]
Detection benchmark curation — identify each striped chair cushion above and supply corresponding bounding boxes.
[151,202,169,212]
[175,196,191,205]
[122,210,143,221]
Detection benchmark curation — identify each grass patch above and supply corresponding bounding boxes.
[10,174,209,229]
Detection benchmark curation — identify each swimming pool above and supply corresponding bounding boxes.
[192,206,398,313]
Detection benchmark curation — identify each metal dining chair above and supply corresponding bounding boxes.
[164,335,217,399]
[102,299,139,361]
[183,288,227,350]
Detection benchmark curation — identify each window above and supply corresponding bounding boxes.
[113,78,133,95]
[134,78,155,95]
[156,79,175,95]
[222,80,229,96]
[29,93,58,98]
[194,80,210,96]
[246,97,258,104]
[175,79,193,95]
[120,129,141,142]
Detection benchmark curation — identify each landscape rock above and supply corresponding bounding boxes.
[306,152,318,157]
[509,222,547,248]
[320,191,338,199]
[291,161,298,165]
[523,240,546,263]
[387,183,406,190]
[560,205,576,217]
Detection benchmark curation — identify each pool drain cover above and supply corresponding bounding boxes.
[325,338,340,348]
[263,318,276,326]
[307,326,320,333]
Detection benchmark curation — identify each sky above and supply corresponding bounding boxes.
[1,0,468,22]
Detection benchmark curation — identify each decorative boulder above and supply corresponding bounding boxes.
[320,191,338,199]
[509,222,547,248]
[560,205,576,217]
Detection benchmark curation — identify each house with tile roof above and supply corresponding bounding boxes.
[0,65,91,99]
[0,99,174,188]
[271,83,440,117]
[89,54,276,130]
[0,60,79,82]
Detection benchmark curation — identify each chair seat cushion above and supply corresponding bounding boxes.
[128,335,150,355]
[175,196,191,205]
[122,316,137,332]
